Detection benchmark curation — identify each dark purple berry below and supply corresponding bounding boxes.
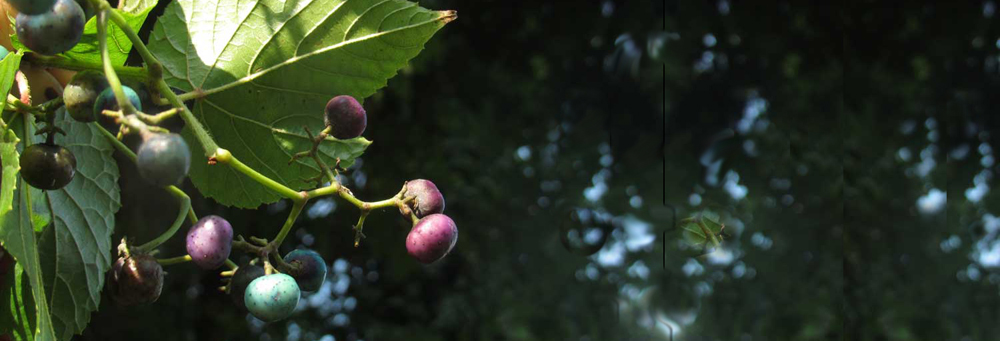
[282,249,327,292]
[107,253,163,306]
[324,95,366,139]
[229,264,265,311]
[8,0,58,15]
[19,143,76,190]
[15,0,85,55]
[186,215,233,269]
[136,133,191,187]
[402,179,445,218]
[406,214,458,264]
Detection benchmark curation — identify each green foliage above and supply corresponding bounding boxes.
[147,0,453,207]
[0,265,36,340]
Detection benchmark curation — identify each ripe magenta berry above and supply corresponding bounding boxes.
[324,95,366,139]
[282,249,327,292]
[406,214,458,264]
[229,264,265,311]
[8,0,57,15]
[19,143,76,190]
[93,85,143,115]
[64,70,108,122]
[185,215,233,269]
[107,253,164,306]
[402,179,445,218]
[244,273,300,322]
[15,0,86,55]
[136,133,191,186]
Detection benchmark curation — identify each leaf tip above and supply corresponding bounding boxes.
[439,10,458,24]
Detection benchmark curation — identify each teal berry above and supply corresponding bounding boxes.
[15,0,85,55]
[283,249,327,292]
[244,274,301,322]
[137,133,191,187]
[93,86,143,116]
[0,46,9,61]
[7,0,58,15]
[64,70,108,122]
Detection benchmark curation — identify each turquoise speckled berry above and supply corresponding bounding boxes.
[244,274,300,322]
[93,86,142,116]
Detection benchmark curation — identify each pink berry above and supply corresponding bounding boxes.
[406,214,458,264]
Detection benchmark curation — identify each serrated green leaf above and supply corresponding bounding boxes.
[0,264,37,341]
[10,6,155,66]
[38,110,121,340]
[0,51,23,224]
[148,0,455,207]
[1,109,121,340]
[0,115,56,341]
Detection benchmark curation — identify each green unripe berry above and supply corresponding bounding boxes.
[64,70,108,122]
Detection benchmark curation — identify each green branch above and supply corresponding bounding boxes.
[96,10,137,116]
[24,54,147,79]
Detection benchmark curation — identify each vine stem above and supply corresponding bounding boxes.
[133,186,191,252]
[96,10,138,116]
[24,54,147,79]
[94,123,199,226]
[270,199,307,249]
[157,254,191,266]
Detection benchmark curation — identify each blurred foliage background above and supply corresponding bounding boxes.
[66,0,1000,340]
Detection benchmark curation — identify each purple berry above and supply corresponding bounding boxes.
[282,249,327,292]
[324,95,366,139]
[406,214,458,264]
[106,253,163,306]
[185,215,233,269]
[402,179,445,218]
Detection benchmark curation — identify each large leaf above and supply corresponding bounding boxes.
[0,115,54,341]
[10,5,156,66]
[120,0,160,14]
[0,50,23,225]
[148,0,455,208]
[1,111,121,340]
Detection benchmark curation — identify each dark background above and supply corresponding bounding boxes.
[71,0,1000,340]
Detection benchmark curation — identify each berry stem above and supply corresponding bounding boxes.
[96,10,138,116]
[94,123,200,226]
[268,199,307,251]
[156,254,192,266]
[225,258,238,270]
[133,187,192,253]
